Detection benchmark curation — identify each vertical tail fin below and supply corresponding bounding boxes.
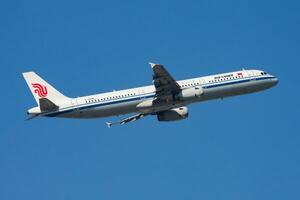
[22,72,71,106]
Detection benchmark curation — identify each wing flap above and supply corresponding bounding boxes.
[149,63,181,103]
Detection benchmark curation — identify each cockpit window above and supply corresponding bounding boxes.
[261,71,267,75]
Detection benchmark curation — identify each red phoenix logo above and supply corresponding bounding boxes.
[32,83,48,97]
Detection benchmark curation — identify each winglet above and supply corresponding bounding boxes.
[149,62,157,68]
[106,122,112,128]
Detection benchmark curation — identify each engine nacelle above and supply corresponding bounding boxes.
[176,87,203,101]
[157,107,189,121]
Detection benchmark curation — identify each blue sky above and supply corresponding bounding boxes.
[1,0,299,199]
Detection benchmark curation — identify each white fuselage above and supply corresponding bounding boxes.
[37,69,278,119]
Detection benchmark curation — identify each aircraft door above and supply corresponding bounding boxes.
[246,70,255,80]
[71,98,79,111]
[70,98,81,117]
[138,88,145,99]
[71,98,77,106]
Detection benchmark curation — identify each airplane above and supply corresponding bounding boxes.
[23,63,278,127]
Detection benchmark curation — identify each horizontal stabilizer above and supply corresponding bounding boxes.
[39,98,59,112]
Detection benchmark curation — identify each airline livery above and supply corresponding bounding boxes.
[23,63,278,127]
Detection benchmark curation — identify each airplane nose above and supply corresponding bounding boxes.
[272,77,279,86]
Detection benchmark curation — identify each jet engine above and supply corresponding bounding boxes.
[175,87,203,101]
[157,107,189,121]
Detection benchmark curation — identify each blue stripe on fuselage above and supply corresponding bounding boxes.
[202,76,273,89]
[45,93,156,117]
[45,75,274,117]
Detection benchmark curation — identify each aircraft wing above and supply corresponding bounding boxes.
[106,63,182,127]
[106,113,147,127]
[150,63,181,102]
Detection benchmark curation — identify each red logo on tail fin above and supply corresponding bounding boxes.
[32,83,48,97]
